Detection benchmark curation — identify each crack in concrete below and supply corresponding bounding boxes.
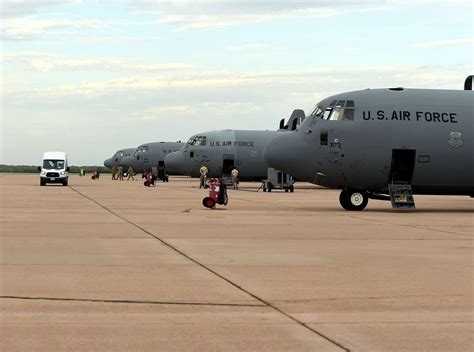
[0,295,264,308]
[68,185,351,352]
[311,321,472,325]
[275,293,469,303]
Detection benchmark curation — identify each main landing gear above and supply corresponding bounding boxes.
[339,189,368,211]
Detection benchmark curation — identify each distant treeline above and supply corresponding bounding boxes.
[0,165,111,174]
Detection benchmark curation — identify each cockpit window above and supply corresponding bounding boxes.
[310,105,324,118]
[187,136,207,146]
[304,99,356,129]
[323,107,333,120]
[325,100,355,121]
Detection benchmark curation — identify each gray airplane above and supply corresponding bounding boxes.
[264,76,474,210]
[121,142,184,174]
[165,110,305,180]
[104,148,135,169]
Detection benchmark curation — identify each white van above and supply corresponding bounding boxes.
[39,151,69,186]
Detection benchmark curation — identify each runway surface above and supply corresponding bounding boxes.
[0,174,472,351]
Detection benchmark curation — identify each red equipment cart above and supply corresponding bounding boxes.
[91,170,100,180]
[143,172,155,187]
[202,178,228,208]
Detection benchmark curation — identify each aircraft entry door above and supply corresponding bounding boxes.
[222,155,235,176]
[389,149,416,183]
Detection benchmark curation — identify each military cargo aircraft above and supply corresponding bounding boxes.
[121,141,184,174]
[264,76,473,210]
[104,148,135,169]
[164,110,305,180]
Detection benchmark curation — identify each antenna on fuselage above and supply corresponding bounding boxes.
[464,75,473,90]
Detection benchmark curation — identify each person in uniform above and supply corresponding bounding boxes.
[111,166,117,180]
[118,166,124,180]
[231,167,239,189]
[199,163,209,189]
[127,166,135,180]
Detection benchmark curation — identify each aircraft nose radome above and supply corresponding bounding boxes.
[165,152,185,174]
[104,158,113,168]
[264,133,308,177]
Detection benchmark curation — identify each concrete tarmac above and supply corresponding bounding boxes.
[0,174,472,351]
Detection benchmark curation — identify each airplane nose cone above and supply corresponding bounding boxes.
[165,151,187,175]
[264,132,312,180]
[104,158,113,168]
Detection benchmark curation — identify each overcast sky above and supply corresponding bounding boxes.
[1,0,473,165]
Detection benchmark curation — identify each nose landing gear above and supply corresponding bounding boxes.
[339,189,368,211]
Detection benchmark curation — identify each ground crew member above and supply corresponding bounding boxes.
[231,167,239,189]
[118,166,123,180]
[111,166,117,180]
[199,163,208,189]
[127,166,135,180]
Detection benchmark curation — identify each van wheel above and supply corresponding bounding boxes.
[40,179,46,186]
[339,189,368,211]
[290,186,294,193]
[62,180,68,186]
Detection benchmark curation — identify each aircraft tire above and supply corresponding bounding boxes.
[340,189,368,211]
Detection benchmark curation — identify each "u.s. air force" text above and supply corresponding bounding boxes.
[210,141,255,147]
[362,110,458,123]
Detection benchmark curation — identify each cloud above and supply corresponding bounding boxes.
[415,38,473,48]
[131,0,471,31]
[1,18,103,40]
[137,106,193,120]
[1,0,87,18]
[1,52,194,72]
[133,102,263,121]
[132,0,389,31]
[4,64,471,101]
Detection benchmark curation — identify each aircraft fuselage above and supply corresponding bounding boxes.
[165,130,284,180]
[265,88,474,196]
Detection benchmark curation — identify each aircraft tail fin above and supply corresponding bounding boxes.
[279,118,286,130]
[464,75,473,90]
[282,109,305,131]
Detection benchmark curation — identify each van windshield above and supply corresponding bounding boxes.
[43,159,65,170]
